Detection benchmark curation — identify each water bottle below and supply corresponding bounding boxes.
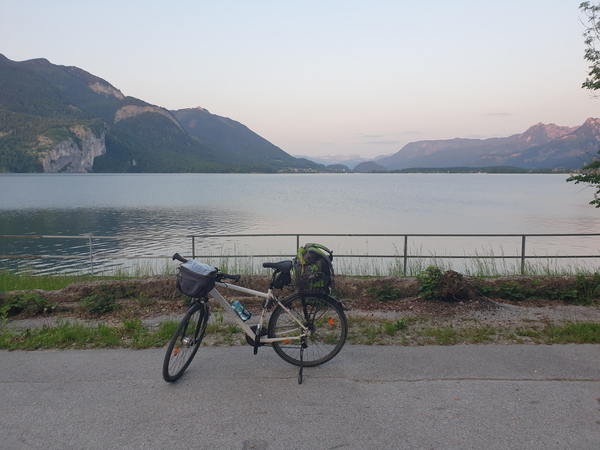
[231,300,251,321]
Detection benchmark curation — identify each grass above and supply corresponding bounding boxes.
[514,321,600,344]
[5,240,600,284]
[3,258,599,295]
[0,318,248,350]
[1,258,598,349]
[0,319,179,350]
[1,315,598,350]
[343,316,600,346]
[0,270,142,292]
[0,271,97,292]
[0,259,179,292]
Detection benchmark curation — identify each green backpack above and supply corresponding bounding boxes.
[294,243,335,293]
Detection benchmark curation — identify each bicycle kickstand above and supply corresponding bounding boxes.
[298,340,307,384]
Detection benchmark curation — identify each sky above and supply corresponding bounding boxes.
[1,0,599,159]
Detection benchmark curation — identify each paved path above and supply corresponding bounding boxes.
[1,345,599,450]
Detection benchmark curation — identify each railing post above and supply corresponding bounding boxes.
[88,236,94,276]
[403,235,408,277]
[521,235,526,275]
[192,236,196,259]
[296,234,300,251]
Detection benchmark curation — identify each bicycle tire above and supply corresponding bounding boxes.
[268,293,347,367]
[162,301,209,382]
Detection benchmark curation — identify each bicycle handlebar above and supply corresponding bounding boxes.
[172,253,188,263]
[218,273,241,283]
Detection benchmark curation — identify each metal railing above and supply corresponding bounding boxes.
[1,233,600,276]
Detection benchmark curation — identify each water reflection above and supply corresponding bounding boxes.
[2,173,600,275]
[0,206,260,274]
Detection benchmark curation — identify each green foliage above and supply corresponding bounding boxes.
[482,281,537,301]
[566,159,600,207]
[366,284,400,302]
[422,325,497,345]
[572,273,600,304]
[383,319,407,335]
[543,321,600,343]
[0,270,132,292]
[80,294,117,315]
[0,110,105,172]
[0,319,180,350]
[581,2,600,91]
[565,3,600,203]
[477,274,600,305]
[0,55,325,174]
[79,285,135,315]
[119,318,179,348]
[0,292,56,318]
[416,266,444,299]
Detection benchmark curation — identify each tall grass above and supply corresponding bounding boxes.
[2,247,598,293]
[0,271,95,292]
[0,258,182,292]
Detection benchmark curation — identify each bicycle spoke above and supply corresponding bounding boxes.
[268,293,347,367]
[163,303,207,382]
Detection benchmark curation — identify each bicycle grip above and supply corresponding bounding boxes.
[172,253,188,263]
[221,273,241,282]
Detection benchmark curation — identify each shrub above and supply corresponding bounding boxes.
[0,292,56,318]
[79,285,122,314]
[417,267,475,301]
[416,266,444,299]
[366,284,400,302]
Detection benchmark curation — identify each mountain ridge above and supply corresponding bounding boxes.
[0,54,322,173]
[375,119,600,171]
[2,54,598,173]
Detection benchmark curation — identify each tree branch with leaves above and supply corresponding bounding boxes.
[566,2,600,207]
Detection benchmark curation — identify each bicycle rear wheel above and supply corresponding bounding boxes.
[162,301,209,382]
[268,293,347,367]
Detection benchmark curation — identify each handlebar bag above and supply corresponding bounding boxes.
[176,265,217,298]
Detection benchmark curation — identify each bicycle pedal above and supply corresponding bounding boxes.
[245,325,268,347]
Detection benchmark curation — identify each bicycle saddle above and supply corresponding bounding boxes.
[263,260,293,273]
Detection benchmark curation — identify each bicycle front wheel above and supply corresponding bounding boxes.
[162,301,209,382]
[268,293,347,367]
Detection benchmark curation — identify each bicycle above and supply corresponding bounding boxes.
[162,253,348,384]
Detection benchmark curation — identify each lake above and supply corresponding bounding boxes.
[1,173,599,275]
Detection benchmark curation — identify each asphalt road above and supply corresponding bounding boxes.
[1,344,599,450]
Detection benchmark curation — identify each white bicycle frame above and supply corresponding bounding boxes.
[208,281,310,344]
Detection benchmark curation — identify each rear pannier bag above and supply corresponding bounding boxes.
[176,261,217,298]
[294,243,334,293]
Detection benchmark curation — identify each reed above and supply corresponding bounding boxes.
[2,247,598,292]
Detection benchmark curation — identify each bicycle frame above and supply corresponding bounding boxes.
[209,281,310,345]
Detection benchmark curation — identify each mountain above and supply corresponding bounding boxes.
[294,153,392,169]
[353,161,387,173]
[376,121,599,171]
[293,154,369,170]
[172,107,318,170]
[0,54,321,173]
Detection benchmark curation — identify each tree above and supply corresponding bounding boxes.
[566,2,600,207]
[581,2,600,91]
